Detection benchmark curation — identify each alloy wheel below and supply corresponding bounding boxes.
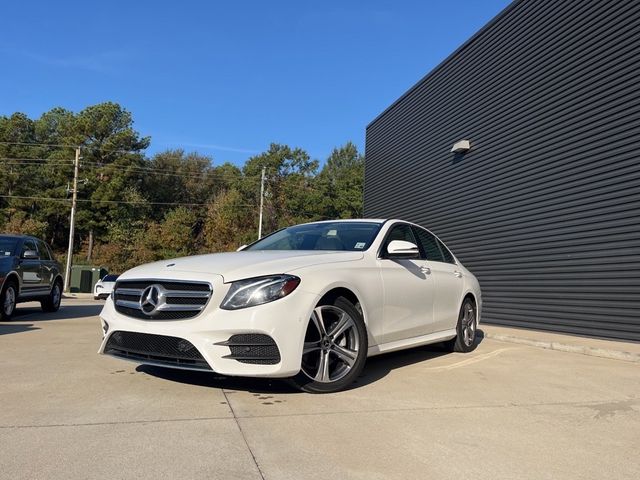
[301,305,360,383]
[4,286,16,316]
[462,302,476,346]
[53,284,61,307]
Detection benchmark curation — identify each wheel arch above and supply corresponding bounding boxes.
[318,287,361,310]
[2,271,21,294]
[461,290,481,324]
[52,274,64,288]
[463,291,477,305]
[314,284,370,330]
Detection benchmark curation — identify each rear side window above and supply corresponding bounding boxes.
[37,240,51,260]
[437,239,456,264]
[411,227,444,262]
[0,237,19,256]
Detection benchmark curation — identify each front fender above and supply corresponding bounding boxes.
[0,270,22,293]
[293,263,385,347]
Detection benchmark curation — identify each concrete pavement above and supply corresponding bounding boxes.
[1,299,638,479]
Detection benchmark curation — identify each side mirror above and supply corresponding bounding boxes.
[22,250,39,260]
[386,240,419,259]
[236,244,248,252]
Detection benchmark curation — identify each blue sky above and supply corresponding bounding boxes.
[1,0,511,166]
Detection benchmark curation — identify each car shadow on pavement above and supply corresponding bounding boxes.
[11,304,103,322]
[136,365,301,394]
[0,323,40,335]
[137,332,485,394]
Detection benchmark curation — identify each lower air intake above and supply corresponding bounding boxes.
[217,334,281,365]
[105,331,211,370]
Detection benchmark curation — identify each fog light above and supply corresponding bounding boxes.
[102,321,109,336]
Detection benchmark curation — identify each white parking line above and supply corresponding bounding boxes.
[424,347,518,371]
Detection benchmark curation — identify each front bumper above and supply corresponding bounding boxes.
[98,274,318,378]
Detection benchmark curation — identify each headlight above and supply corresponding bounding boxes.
[220,274,300,310]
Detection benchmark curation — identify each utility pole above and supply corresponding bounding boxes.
[63,146,80,292]
[258,166,266,239]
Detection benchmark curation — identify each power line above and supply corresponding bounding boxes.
[1,157,249,182]
[0,156,233,176]
[0,158,238,180]
[1,159,74,167]
[78,159,242,177]
[0,141,76,149]
[0,157,73,163]
[0,141,145,155]
[0,194,259,207]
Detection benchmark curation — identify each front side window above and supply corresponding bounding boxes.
[246,222,383,252]
[381,224,417,258]
[412,227,444,262]
[21,239,38,257]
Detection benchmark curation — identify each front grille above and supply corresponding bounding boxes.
[104,331,212,370]
[113,280,212,320]
[215,334,281,365]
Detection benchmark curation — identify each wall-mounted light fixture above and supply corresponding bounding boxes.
[451,139,471,154]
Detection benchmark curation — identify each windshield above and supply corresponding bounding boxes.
[103,275,119,282]
[246,222,383,251]
[0,237,19,257]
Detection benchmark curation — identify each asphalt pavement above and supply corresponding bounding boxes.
[1,299,638,480]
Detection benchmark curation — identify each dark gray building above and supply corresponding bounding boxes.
[364,0,640,341]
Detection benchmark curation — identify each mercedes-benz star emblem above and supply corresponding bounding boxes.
[140,284,164,315]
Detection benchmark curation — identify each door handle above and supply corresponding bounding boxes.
[453,270,463,278]
[420,266,431,275]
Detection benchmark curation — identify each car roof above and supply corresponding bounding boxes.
[298,218,388,226]
[0,234,35,239]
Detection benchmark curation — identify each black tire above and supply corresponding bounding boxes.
[41,279,63,313]
[0,280,18,321]
[445,297,478,353]
[290,296,368,393]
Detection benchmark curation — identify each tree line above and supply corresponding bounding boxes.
[0,102,364,272]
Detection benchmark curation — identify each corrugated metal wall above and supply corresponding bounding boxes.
[364,0,640,341]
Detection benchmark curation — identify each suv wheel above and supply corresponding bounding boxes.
[41,279,62,313]
[1,280,18,321]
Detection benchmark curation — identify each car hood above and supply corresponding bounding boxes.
[119,250,364,283]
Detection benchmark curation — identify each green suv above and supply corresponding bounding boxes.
[0,234,63,321]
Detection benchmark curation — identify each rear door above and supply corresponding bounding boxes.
[36,239,54,290]
[411,227,464,332]
[378,223,435,343]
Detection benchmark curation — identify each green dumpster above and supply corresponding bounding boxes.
[70,266,108,293]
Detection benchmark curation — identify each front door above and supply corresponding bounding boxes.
[17,238,44,297]
[378,223,435,343]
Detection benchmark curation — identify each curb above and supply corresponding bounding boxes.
[62,293,95,299]
[483,332,640,363]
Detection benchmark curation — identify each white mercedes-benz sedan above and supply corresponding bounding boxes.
[99,219,481,393]
[94,274,119,300]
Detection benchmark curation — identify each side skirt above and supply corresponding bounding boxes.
[367,329,457,357]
